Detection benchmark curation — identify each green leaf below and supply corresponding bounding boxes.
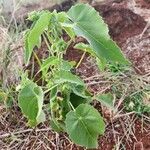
[40,58,73,75]
[18,82,44,126]
[69,93,88,108]
[50,87,58,102]
[25,11,51,65]
[40,56,59,71]
[68,4,129,65]
[57,12,68,23]
[95,93,114,110]
[50,120,64,132]
[96,57,107,71]
[28,110,46,127]
[0,90,7,103]
[74,43,107,70]
[54,70,85,86]
[74,42,96,56]
[50,87,63,131]
[59,89,72,119]
[36,110,46,124]
[65,104,105,148]
[59,60,73,71]
[40,56,59,77]
[57,12,75,39]
[0,90,13,108]
[27,11,41,21]
[69,84,92,99]
[63,26,75,40]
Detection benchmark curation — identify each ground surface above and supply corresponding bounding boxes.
[0,0,150,150]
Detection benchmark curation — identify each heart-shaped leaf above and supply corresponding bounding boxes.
[65,104,105,148]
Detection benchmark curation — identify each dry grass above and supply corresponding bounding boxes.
[0,59,149,149]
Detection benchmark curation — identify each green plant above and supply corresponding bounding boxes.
[0,88,14,108]
[18,3,129,148]
[125,91,150,114]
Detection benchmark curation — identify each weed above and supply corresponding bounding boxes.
[125,91,150,114]
[16,3,129,148]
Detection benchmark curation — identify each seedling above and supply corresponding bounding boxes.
[18,4,129,148]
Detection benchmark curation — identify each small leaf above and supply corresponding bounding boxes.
[69,84,92,99]
[59,60,73,71]
[74,42,96,56]
[27,11,41,21]
[54,70,85,86]
[0,90,7,102]
[65,104,105,148]
[95,93,114,110]
[0,91,13,108]
[50,87,69,131]
[57,12,75,39]
[18,81,44,126]
[40,56,59,71]
[40,56,59,77]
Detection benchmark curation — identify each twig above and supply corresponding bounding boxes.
[139,20,150,39]
[113,111,135,119]
[0,128,51,139]
[86,80,110,86]
[114,111,135,119]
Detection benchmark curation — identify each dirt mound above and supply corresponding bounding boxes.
[123,28,150,74]
[93,1,146,45]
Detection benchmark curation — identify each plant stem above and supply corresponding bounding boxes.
[75,52,86,69]
[44,84,59,94]
[69,102,75,111]
[33,51,41,67]
[43,33,54,56]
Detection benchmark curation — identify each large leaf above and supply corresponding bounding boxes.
[18,82,44,126]
[25,11,51,65]
[67,4,129,64]
[65,104,105,148]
